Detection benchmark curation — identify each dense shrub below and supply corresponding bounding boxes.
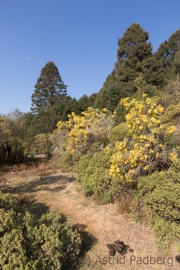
[114,103,126,125]
[161,103,180,124]
[50,130,81,172]
[87,142,105,155]
[57,107,115,155]
[57,151,81,173]
[109,122,131,144]
[77,151,114,203]
[0,192,81,269]
[109,95,177,182]
[76,150,133,204]
[76,152,94,195]
[131,159,180,253]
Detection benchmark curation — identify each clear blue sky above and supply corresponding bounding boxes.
[1,0,180,114]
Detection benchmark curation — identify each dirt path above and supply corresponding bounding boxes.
[1,170,180,270]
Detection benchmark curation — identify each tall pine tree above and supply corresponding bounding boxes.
[114,23,153,94]
[155,29,180,81]
[31,61,67,112]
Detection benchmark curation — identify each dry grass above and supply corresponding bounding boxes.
[0,166,180,269]
[0,172,12,186]
[115,192,133,214]
[17,193,33,206]
[38,163,50,180]
[37,162,58,180]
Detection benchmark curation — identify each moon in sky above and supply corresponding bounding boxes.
[27,57,30,60]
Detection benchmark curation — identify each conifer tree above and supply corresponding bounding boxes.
[155,29,180,81]
[78,95,89,112]
[114,23,153,93]
[174,49,180,75]
[95,70,126,111]
[31,61,67,112]
[88,93,98,107]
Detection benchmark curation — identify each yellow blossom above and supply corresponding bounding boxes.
[166,126,176,134]
[169,152,177,161]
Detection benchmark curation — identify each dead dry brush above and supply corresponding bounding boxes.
[37,162,56,180]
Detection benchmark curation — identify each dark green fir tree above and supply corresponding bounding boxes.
[95,70,126,111]
[114,23,153,94]
[155,28,180,82]
[31,61,67,113]
[174,49,180,75]
[78,95,89,112]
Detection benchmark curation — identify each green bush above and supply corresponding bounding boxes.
[161,103,180,124]
[114,103,126,125]
[131,159,180,253]
[109,122,131,144]
[76,152,94,195]
[76,150,132,204]
[88,142,105,155]
[53,149,81,173]
[0,192,81,269]
[77,151,113,203]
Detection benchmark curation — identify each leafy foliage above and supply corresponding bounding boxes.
[109,122,131,144]
[76,149,133,204]
[0,139,25,164]
[28,133,52,158]
[0,192,81,269]
[57,107,115,155]
[109,94,177,181]
[161,76,180,107]
[29,96,80,136]
[28,109,51,136]
[77,95,90,113]
[131,160,180,253]
[76,151,115,203]
[174,48,180,75]
[0,110,36,164]
[161,102,180,124]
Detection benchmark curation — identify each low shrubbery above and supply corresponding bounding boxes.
[131,159,180,253]
[53,150,81,173]
[76,150,135,204]
[109,122,131,144]
[161,103,180,124]
[76,151,113,203]
[0,192,82,269]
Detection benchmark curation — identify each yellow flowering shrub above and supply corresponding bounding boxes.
[109,94,177,182]
[57,107,115,154]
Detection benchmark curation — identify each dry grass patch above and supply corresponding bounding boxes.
[115,191,133,214]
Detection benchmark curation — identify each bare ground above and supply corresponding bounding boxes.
[0,169,180,270]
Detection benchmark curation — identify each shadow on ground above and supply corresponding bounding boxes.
[0,173,75,219]
[70,223,98,269]
[175,254,180,263]
[27,201,50,218]
[0,174,75,195]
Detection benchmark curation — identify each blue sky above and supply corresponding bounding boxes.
[1,0,180,114]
